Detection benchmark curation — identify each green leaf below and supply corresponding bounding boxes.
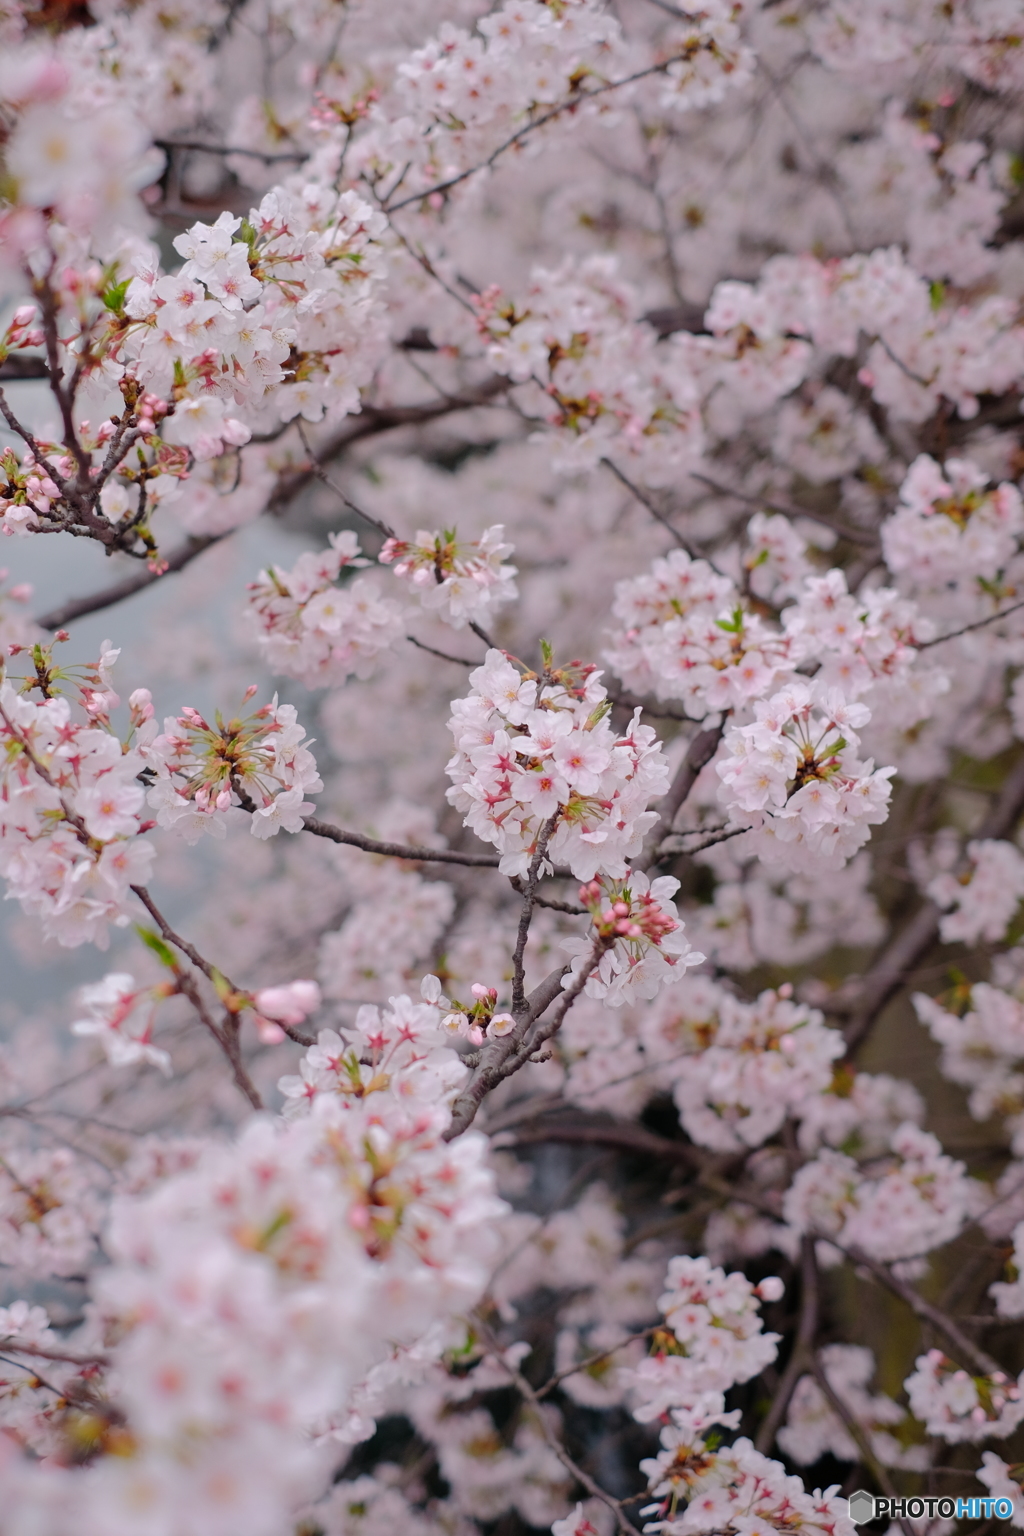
[715,605,745,634]
[134,924,178,971]
[101,278,131,315]
[210,968,233,1004]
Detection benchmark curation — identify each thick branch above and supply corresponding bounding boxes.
[844,749,1024,1047]
[443,961,578,1141]
[36,536,221,630]
[755,1237,819,1454]
[844,1246,1002,1377]
[639,721,726,870]
[267,375,512,514]
[0,356,49,381]
[503,1115,700,1168]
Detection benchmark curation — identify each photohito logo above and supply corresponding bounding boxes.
[847,1492,1015,1524]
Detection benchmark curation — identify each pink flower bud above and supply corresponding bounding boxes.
[755,1277,785,1302]
[254,980,322,1025]
[129,688,154,722]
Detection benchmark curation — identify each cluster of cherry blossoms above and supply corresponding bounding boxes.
[783,1124,977,1267]
[70,971,175,1073]
[905,1352,1024,1444]
[476,257,703,477]
[0,1097,504,1531]
[639,1425,854,1536]
[6,0,1024,1528]
[665,982,845,1153]
[989,1220,1024,1320]
[380,524,517,629]
[139,689,322,842]
[926,838,1024,946]
[627,1256,783,1424]
[0,1144,101,1279]
[445,649,670,880]
[278,990,467,1118]
[915,981,1024,1155]
[385,1,626,187]
[0,648,156,949]
[606,544,945,749]
[716,682,896,872]
[605,545,798,717]
[882,453,1024,599]
[246,532,404,688]
[563,872,704,1007]
[114,185,386,442]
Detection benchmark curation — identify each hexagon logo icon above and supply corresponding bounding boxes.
[848,1490,875,1525]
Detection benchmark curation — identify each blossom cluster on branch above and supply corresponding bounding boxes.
[3,0,1024,1531]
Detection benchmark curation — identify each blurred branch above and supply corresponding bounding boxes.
[36,535,222,629]
[844,749,1024,1048]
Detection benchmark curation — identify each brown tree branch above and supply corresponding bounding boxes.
[443,961,583,1141]
[36,536,222,630]
[755,1236,819,1454]
[475,1316,639,1536]
[844,749,1024,1048]
[639,721,726,870]
[301,815,502,867]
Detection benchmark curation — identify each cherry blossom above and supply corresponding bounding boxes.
[380,525,518,629]
[446,648,670,879]
[2,0,1024,1525]
[905,1350,1024,1444]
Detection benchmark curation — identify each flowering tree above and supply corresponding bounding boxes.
[4,0,1024,1531]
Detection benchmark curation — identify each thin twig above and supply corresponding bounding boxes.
[302,815,502,867]
[690,472,878,546]
[384,57,698,215]
[295,421,396,539]
[918,596,1024,649]
[842,1246,1002,1377]
[474,1317,638,1536]
[129,886,262,1109]
[407,635,479,666]
[511,812,561,1012]
[0,1338,110,1368]
[811,1354,914,1536]
[536,1327,656,1400]
[602,456,703,557]
[154,137,306,162]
